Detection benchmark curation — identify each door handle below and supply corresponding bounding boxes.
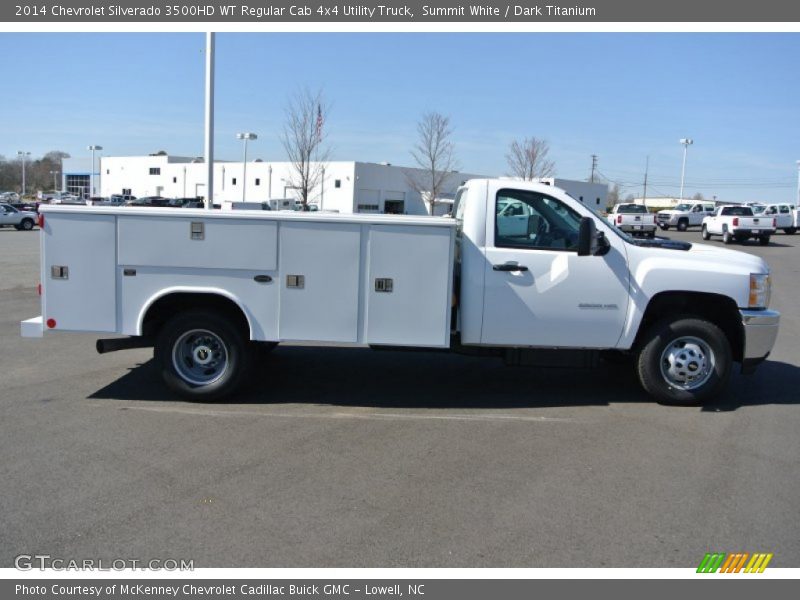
[493,263,528,272]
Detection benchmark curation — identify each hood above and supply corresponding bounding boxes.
[685,242,768,272]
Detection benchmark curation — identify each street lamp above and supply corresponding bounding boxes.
[87,145,103,199]
[236,132,257,203]
[50,170,60,193]
[678,138,693,200]
[796,160,800,207]
[17,151,30,196]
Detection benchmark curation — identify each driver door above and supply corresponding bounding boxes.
[481,186,631,348]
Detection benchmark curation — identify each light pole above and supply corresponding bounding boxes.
[236,132,257,203]
[17,151,30,196]
[796,160,800,207]
[50,170,60,192]
[678,138,693,200]
[87,145,103,199]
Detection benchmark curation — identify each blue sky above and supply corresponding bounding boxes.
[1,32,798,202]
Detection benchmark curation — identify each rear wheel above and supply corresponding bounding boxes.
[722,230,733,244]
[20,218,34,231]
[154,310,251,400]
[701,225,710,240]
[677,219,688,232]
[636,316,731,405]
[784,228,796,235]
[759,235,770,246]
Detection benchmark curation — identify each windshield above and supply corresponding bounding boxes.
[720,206,753,216]
[588,206,634,243]
[674,204,693,211]
[616,204,648,214]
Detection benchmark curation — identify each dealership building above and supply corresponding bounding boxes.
[62,154,607,215]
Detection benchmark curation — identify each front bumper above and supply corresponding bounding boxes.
[739,309,780,373]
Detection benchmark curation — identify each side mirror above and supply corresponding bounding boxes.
[578,217,609,256]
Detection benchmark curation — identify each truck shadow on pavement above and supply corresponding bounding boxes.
[88,346,800,411]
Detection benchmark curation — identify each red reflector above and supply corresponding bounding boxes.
[733,217,739,226]
[37,214,44,228]
[46,318,56,329]
[37,283,42,296]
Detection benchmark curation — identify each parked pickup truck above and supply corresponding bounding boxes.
[0,202,37,231]
[761,203,798,235]
[21,179,780,405]
[702,205,776,245]
[656,202,716,231]
[606,203,656,237]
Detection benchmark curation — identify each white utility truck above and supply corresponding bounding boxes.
[606,203,657,237]
[702,205,776,245]
[21,180,780,405]
[656,202,716,231]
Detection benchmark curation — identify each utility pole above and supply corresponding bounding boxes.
[642,156,649,205]
[590,155,598,183]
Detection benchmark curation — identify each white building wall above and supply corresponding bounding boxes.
[99,155,485,214]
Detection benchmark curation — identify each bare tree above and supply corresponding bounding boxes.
[505,137,555,180]
[281,88,331,207]
[408,111,457,215]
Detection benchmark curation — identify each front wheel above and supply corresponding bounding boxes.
[701,225,710,240]
[784,228,796,235]
[659,224,669,231]
[677,219,688,232]
[154,310,251,400]
[636,317,731,405]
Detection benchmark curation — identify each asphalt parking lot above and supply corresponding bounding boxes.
[1,226,798,568]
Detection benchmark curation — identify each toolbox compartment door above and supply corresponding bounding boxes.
[43,213,117,332]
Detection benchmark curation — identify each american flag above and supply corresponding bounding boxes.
[315,104,323,142]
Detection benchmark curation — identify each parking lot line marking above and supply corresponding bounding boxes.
[99,404,574,423]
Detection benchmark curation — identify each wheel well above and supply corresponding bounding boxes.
[142,293,251,339]
[634,291,743,362]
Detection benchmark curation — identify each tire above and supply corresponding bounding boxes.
[659,224,669,231]
[701,225,710,240]
[677,219,688,232]
[636,316,732,405]
[783,228,795,235]
[20,218,34,231]
[722,230,733,244]
[759,236,770,246]
[647,230,656,239]
[154,309,252,401]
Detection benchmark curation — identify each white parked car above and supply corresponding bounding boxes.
[656,202,716,231]
[0,203,37,231]
[22,179,780,406]
[606,203,657,237]
[702,205,776,245]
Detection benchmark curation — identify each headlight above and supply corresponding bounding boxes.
[749,273,771,308]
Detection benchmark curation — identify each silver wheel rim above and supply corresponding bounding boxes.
[172,329,229,386]
[659,336,715,390]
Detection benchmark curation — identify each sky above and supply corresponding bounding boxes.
[1,32,798,203]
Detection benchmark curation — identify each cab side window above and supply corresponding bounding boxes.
[495,189,581,251]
